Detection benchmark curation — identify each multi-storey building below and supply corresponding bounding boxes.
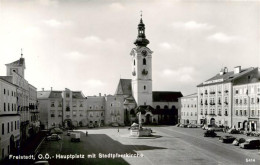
[180,93,198,125]
[233,82,260,131]
[0,78,20,161]
[38,88,87,129]
[0,54,38,160]
[86,94,105,127]
[197,66,258,127]
[28,84,39,136]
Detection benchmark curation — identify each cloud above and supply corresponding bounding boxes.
[109,3,125,11]
[161,67,195,82]
[84,79,105,88]
[207,32,240,43]
[37,0,58,6]
[83,35,117,46]
[23,26,43,38]
[43,19,73,28]
[65,51,88,61]
[172,21,214,30]
[159,42,183,52]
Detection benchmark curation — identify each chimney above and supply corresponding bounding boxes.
[99,93,101,97]
[234,66,241,74]
[51,87,53,91]
[42,88,44,91]
[224,67,228,74]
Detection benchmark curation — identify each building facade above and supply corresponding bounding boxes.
[197,66,258,128]
[180,93,198,125]
[233,82,260,131]
[0,78,20,161]
[0,54,38,160]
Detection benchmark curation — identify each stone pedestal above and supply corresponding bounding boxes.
[130,128,152,137]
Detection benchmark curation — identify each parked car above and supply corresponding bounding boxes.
[180,124,188,128]
[50,127,63,134]
[232,138,246,146]
[219,135,236,143]
[228,129,240,134]
[204,130,217,137]
[187,124,197,128]
[46,134,61,141]
[88,123,94,128]
[67,130,74,136]
[202,125,213,130]
[240,139,260,149]
[71,132,80,142]
[208,126,224,132]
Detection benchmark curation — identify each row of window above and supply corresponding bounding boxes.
[200,89,229,95]
[3,89,16,97]
[2,103,17,112]
[182,104,197,108]
[181,112,197,116]
[234,98,260,105]
[234,87,260,95]
[1,120,19,135]
[235,110,260,116]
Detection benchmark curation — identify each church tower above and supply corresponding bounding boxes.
[5,49,26,78]
[130,15,153,106]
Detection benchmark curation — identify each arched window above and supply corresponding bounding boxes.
[164,105,168,109]
[143,58,146,65]
[134,60,135,66]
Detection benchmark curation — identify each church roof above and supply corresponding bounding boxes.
[152,91,183,102]
[6,57,25,67]
[115,79,132,95]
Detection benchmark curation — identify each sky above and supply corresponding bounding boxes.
[0,0,259,96]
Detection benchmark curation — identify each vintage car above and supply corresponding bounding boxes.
[232,138,246,146]
[67,130,74,136]
[46,134,61,141]
[208,126,224,132]
[240,139,260,149]
[228,129,240,134]
[187,124,197,128]
[219,135,236,143]
[204,130,217,137]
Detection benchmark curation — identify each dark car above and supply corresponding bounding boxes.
[204,130,217,137]
[232,138,246,146]
[240,139,260,149]
[46,134,61,141]
[219,135,236,143]
[228,129,240,134]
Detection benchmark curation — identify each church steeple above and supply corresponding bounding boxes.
[134,12,150,47]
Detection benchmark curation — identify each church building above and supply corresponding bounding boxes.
[115,16,183,125]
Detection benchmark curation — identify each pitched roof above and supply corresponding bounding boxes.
[181,93,197,98]
[197,67,256,87]
[115,79,132,95]
[152,91,183,102]
[49,91,62,98]
[37,91,51,99]
[72,92,85,99]
[6,58,25,67]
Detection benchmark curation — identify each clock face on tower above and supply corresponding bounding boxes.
[141,50,147,57]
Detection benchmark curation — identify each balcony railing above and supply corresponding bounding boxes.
[218,113,222,116]
[210,92,215,95]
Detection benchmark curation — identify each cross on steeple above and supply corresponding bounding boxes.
[140,10,142,18]
[21,48,23,58]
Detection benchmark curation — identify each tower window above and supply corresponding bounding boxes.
[134,60,135,66]
[144,85,146,90]
[143,58,146,65]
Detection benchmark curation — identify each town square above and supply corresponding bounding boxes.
[0,0,260,165]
